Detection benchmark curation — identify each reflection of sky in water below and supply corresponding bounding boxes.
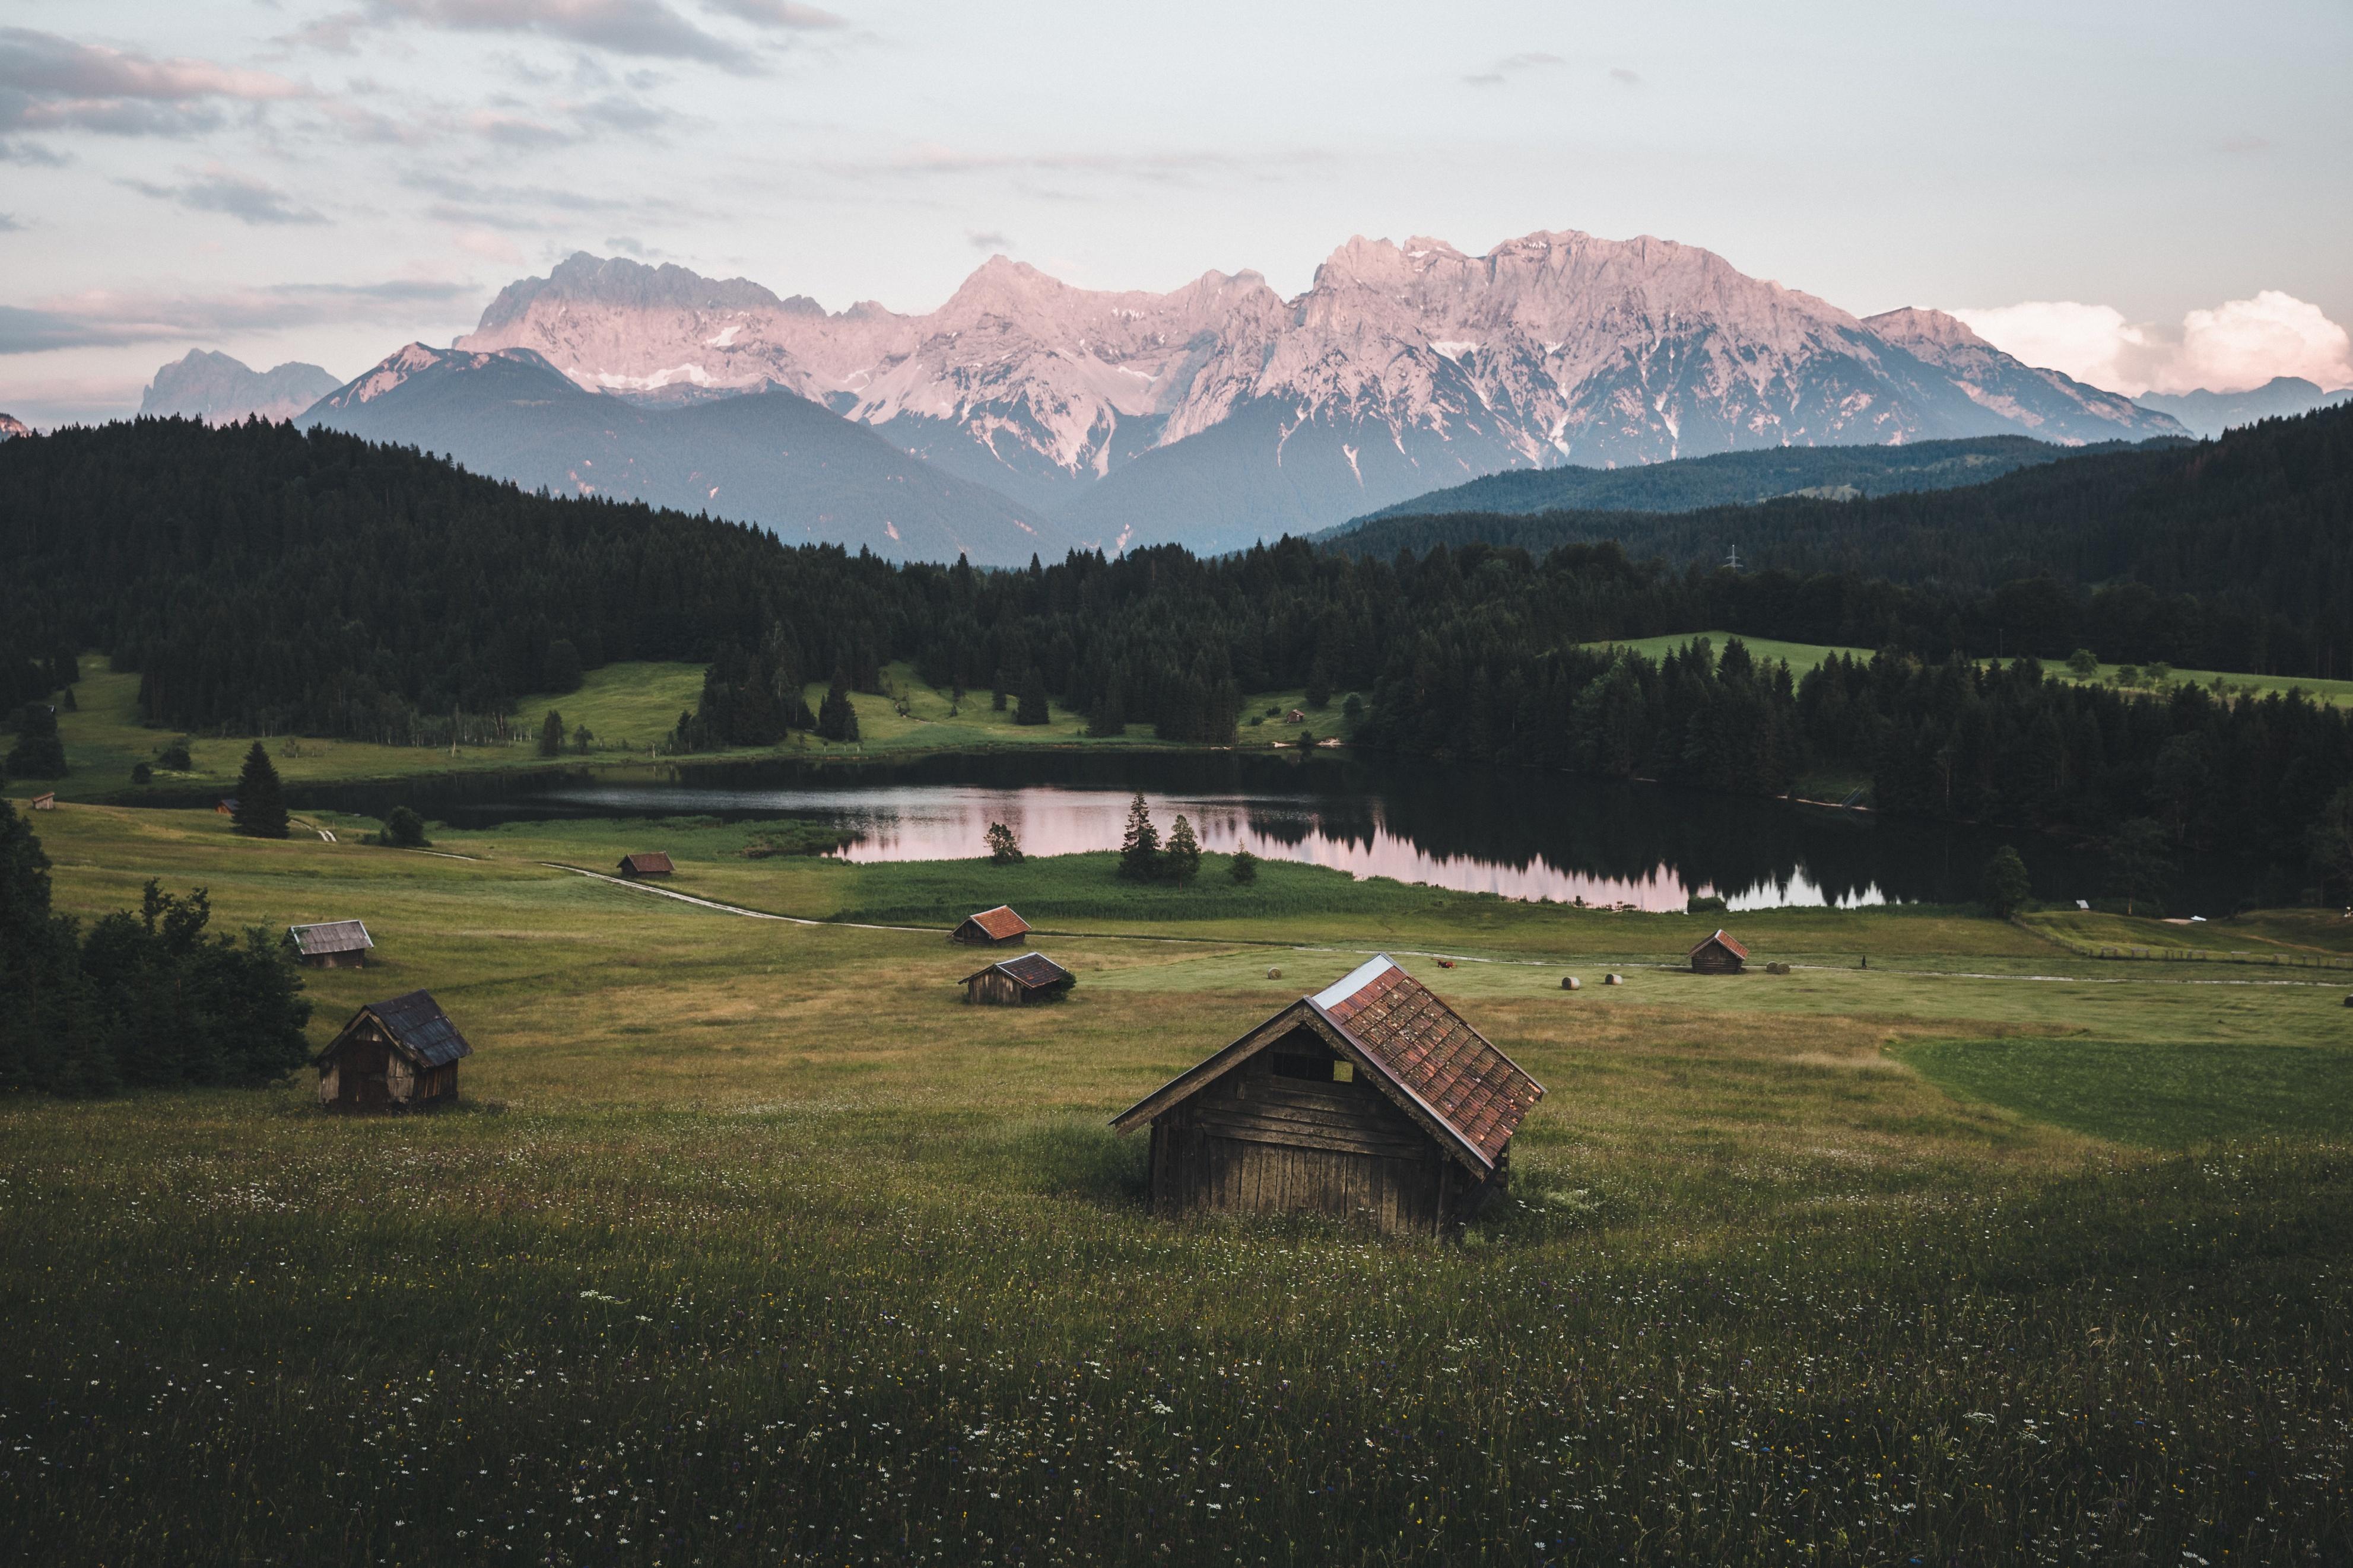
[541,783,1888,912]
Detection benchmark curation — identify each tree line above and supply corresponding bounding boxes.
[0,799,313,1095]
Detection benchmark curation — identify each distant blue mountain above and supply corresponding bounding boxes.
[2133,377,2353,440]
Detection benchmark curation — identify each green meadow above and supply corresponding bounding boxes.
[30,658,1363,805]
[2,801,2350,1565]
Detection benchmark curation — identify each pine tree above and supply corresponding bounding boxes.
[2,705,65,778]
[1117,793,1160,882]
[1015,667,1050,727]
[1164,815,1201,885]
[232,741,288,839]
[1228,848,1259,885]
[539,709,565,758]
[818,669,860,743]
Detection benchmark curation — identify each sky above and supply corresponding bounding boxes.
[4,0,2349,427]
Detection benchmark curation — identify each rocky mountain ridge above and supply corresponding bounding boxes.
[449,233,2183,552]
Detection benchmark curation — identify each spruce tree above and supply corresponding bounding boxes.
[232,742,288,839]
[2,705,65,778]
[1228,848,1259,885]
[1015,667,1050,727]
[818,670,860,743]
[539,709,565,758]
[1164,814,1201,885]
[1117,793,1160,882]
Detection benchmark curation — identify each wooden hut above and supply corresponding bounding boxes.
[29,791,55,811]
[286,919,374,969]
[1688,929,1748,974]
[951,904,1031,946]
[1110,955,1544,1237]
[962,950,1076,1006]
[617,851,675,877]
[315,990,472,1112]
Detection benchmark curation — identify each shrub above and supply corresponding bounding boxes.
[379,806,430,848]
[1981,844,2032,918]
[157,739,193,771]
[1685,892,1727,914]
[1228,849,1259,885]
[2066,648,2099,678]
[130,762,153,785]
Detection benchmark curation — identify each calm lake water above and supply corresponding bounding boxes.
[303,750,2247,915]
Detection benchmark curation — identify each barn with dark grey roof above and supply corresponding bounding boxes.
[315,990,473,1112]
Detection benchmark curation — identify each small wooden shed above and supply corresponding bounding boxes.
[963,950,1075,1006]
[287,919,374,968]
[617,851,675,877]
[951,904,1031,946]
[1111,955,1544,1237]
[1688,928,1748,974]
[30,791,55,811]
[315,989,472,1112]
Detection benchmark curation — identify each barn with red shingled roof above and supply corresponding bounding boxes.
[1110,955,1544,1237]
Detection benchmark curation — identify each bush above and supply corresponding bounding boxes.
[130,762,153,785]
[157,739,192,771]
[1228,849,1259,886]
[1981,844,2032,918]
[1685,892,1727,914]
[379,806,430,848]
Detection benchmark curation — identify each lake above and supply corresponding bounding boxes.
[298,749,2244,914]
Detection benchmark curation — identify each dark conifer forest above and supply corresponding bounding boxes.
[3,411,2351,889]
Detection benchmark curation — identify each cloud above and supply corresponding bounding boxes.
[0,212,23,231]
[699,0,844,28]
[120,167,326,225]
[1951,291,2353,396]
[966,229,1008,251]
[367,0,751,68]
[0,26,310,152]
[1610,66,1640,85]
[1,278,478,355]
[1463,51,1563,87]
[453,228,528,265]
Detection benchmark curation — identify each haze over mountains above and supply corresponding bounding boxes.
[123,225,2339,564]
[139,351,340,425]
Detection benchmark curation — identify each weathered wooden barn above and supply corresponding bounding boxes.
[30,791,55,811]
[1110,955,1544,1237]
[1688,929,1748,974]
[962,950,1075,1006]
[951,904,1031,945]
[286,919,374,968]
[315,990,472,1112]
[617,851,674,877]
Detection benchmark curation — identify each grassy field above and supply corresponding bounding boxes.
[12,659,1363,806]
[1585,631,1872,678]
[4,803,2350,1564]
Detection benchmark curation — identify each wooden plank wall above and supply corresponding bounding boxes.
[1149,1029,1450,1235]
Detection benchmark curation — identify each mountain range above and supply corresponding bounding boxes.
[139,349,340,424]
[2132,376,2353,440]
[141,228,2228,561]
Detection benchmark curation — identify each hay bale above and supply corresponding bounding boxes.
[1266,967,1282,981]
[1602,972,1624,987]
[1560,975,1580,991]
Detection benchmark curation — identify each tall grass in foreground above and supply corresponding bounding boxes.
[2,1098,2346,1566]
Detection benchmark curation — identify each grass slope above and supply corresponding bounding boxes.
[3,804,2349,1564]
[14,659,1368,807]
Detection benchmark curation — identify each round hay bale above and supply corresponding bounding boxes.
[1602,972,1623,986]
[1561,975,1580,991]
[1266,966,1282,980]
[2343,993,2352,1008]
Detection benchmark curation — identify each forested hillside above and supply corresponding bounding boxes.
[4,416,2349,892]
[1336,434,2139,526]
[1332,405,2353,680]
